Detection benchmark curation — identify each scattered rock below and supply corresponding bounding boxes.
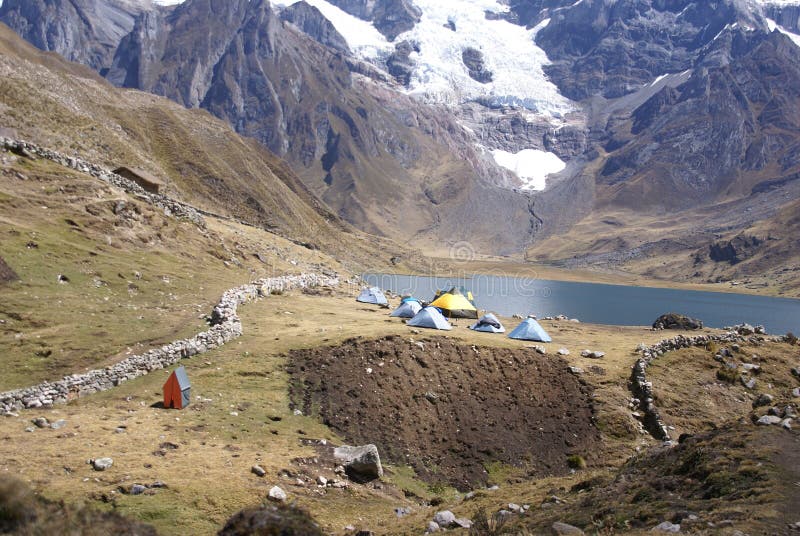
[454,517,472,528]
[753,394,774,408]
[734,324,755,335]
[426,521,440,533]
[433,510,456,528]
[581,350,605,359]
[50,419,67,430]
[317,475,327,486]
[92,458,114,471]
[557,348,570,356]
[652,521,681,532]
[333,444,383,481]
[129,484,147,495]
[742,377,757,390]
[782,418,793,430]
[552,522,586,535]
[793,387,800,398]
[268,486,287,502]
[756,415,782,426]
[251,465,266,477]
[31,417,49,428]
[394,507,411,517]
[568,366,584,374]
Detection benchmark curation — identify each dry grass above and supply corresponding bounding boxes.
[0,283,722,535]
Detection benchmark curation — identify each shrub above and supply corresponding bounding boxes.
[716,367,738,384]
[218,503,323,536]
[786,332,798,345]
[567,454,587,470]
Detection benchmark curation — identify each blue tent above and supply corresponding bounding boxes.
[407,306,452,330]
[356,286,388,305]
[469,313,505,333]
[391,300,422,318]
[508,318,551,342]
[400,296,420,304]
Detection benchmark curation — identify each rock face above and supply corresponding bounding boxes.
[333,444,384,481]
[0,0,147,72]
[279,1,350,55]
[536,0,763,101]
[652,313,704,331]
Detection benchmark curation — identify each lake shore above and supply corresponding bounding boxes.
[395,257,800,299]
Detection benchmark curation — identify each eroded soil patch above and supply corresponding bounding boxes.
[287,335,600,490]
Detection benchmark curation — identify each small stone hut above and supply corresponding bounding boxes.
[113,166,164,194]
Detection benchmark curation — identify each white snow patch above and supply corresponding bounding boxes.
[766,18,800,47]
[492,148,566,191]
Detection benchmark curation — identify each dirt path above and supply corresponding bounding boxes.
[288,335,600,491]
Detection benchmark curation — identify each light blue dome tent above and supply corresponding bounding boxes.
[507,318,551,342]
[407,306,452,330]
[356,286,388,306]
[469,313,505,333]
[390,299,423,318]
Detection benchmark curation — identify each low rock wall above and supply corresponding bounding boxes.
[0,273,338,413]
[630,331,782,441]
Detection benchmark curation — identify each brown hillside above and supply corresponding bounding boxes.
[0,22,418,271]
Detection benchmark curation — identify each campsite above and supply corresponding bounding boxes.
[2,279,798,535]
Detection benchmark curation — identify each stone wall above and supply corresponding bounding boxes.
[1,137,206,226]
[629,330,784,442]
[0,273,338,413]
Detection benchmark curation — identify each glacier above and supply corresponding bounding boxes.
[273,0,573,118]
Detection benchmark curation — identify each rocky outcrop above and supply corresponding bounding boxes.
[709,234,765,265]
[279,1,350,55]
[325,0,421,40]
[462,47,493,84]
[0,256,18,284]
[386,40,418,86]
[652,313,703,331]
[0,272,338,414]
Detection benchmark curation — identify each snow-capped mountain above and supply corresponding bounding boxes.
[4,0,800,264]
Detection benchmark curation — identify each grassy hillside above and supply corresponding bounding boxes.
[0,23,420,273]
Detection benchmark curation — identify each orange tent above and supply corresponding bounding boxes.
[163,366,191,409]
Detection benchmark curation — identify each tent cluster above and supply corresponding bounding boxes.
[360,285,552,341]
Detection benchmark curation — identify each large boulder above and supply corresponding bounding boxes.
[652,313,703,330]
[333,444,383,482]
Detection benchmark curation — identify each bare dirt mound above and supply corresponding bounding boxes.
[0,256,17,284]
[287,335,600,490]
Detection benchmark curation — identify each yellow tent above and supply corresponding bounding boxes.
[429,288,478,319]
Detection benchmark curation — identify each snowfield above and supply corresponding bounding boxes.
[491,149,566,191]
[273,0,573,118]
